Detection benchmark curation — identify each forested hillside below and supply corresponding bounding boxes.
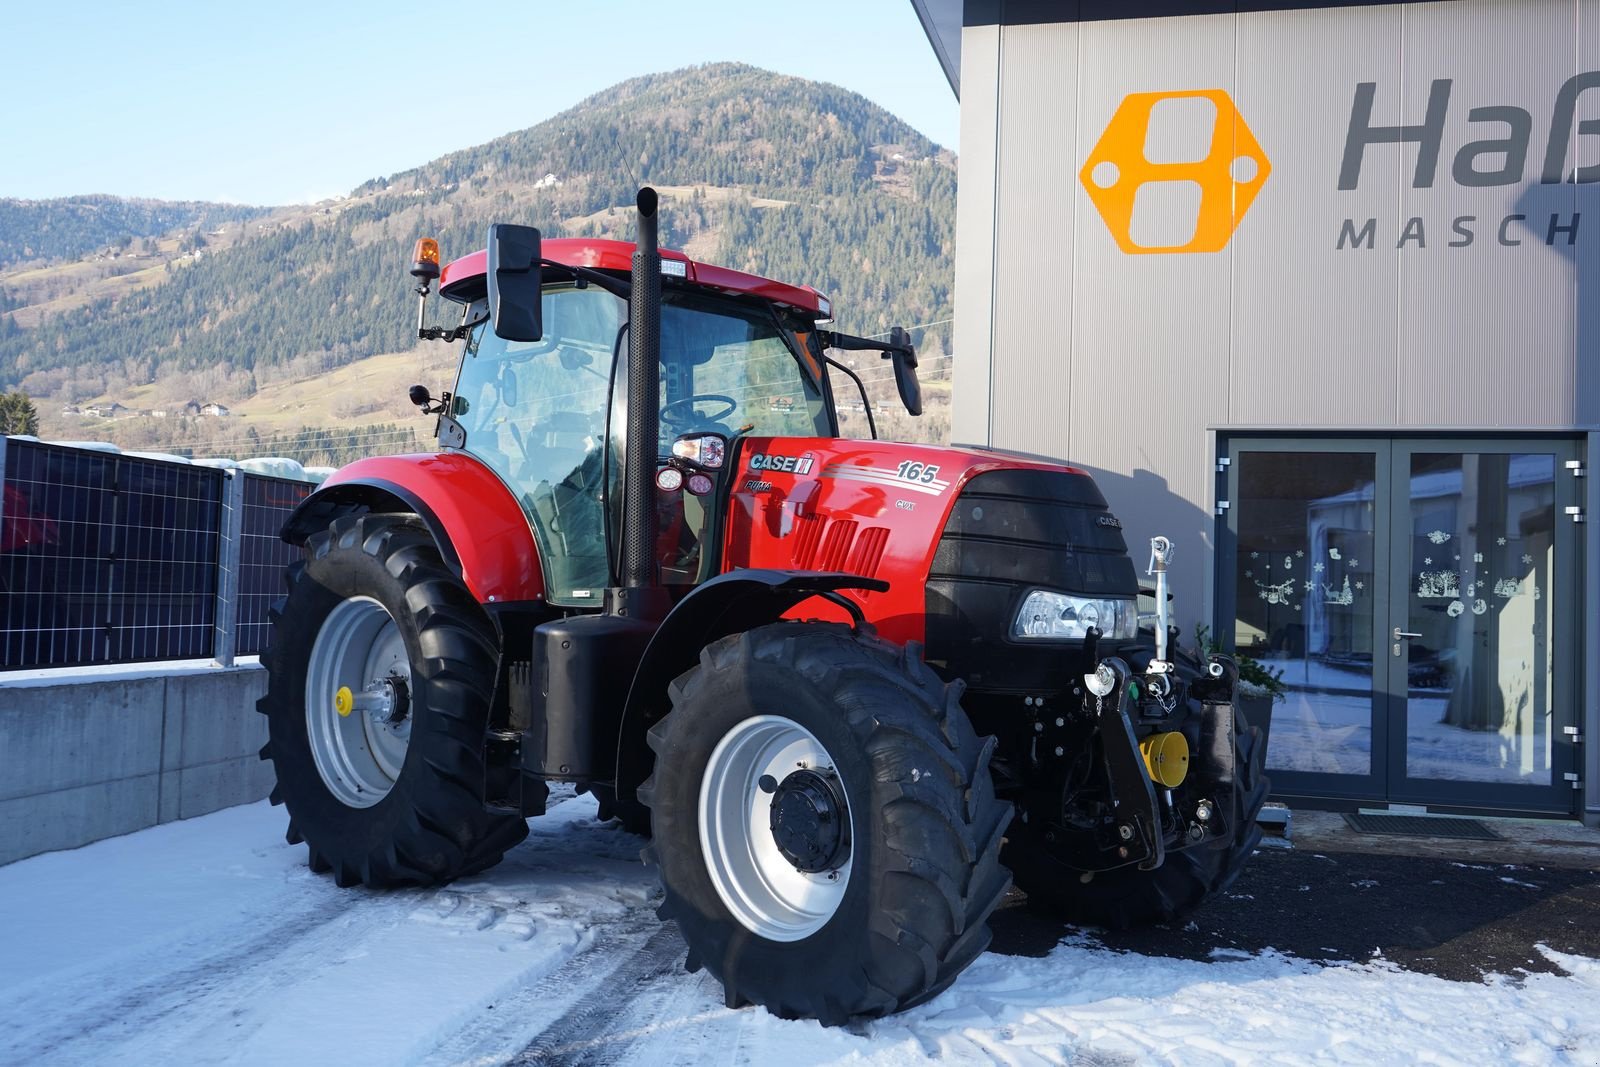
[0,196,268,271]
[0,63,955,415]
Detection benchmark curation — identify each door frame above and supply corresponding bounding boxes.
[1219,433,1583,816]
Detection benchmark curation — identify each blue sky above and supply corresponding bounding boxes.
[6,1,956,206]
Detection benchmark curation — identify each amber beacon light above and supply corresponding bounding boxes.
[410,237,442,280]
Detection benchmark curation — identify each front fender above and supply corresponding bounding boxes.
[612,568,889,801]
[280,452,544,605]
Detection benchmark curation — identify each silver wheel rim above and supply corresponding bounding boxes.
[305,596,412,808]
[698,715,853,942]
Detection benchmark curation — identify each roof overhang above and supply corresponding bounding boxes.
[909,0,962,99]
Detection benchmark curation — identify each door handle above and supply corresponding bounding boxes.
[1393,628,1422,640]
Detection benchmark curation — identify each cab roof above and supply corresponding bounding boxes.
[438,237,832,319]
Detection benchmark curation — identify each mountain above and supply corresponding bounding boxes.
[0,63,956,425]
[0,195,269,272]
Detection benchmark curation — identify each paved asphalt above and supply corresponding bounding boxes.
[988,843,1600,982]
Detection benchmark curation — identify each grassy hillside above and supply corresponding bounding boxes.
[5,63,957,452]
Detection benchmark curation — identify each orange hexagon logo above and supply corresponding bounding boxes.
[1079,90,1270,255]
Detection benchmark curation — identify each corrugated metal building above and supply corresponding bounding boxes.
[914,0,1600,820]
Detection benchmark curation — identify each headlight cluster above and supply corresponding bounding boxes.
[1012,590,1138,641]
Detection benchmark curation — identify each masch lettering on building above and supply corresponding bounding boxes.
[913,0,1600,823]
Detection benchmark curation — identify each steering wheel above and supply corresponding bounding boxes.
[660,393,737,428]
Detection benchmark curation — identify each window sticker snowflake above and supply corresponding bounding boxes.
[1295,550,1304,558]
[1349,560,1359,568]
[1521,553,1534,566]
[1313,562,1325,573]
[1423,557,1432,566]
[1250,551,1259,560]
[1354,580,1364,591]
[1496,537,1507,546]
[1303,580,1315,593]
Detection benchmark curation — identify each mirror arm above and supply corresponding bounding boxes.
[816,329,911,357]
[822,354,877,440]
[542,260,630,299]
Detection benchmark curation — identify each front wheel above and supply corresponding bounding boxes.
[640,623,1011,1024]
[258,513,530,887]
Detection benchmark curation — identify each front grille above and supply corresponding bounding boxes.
[924,468,1138,692]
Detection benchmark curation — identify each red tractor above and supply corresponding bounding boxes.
[260,189,1266,1023]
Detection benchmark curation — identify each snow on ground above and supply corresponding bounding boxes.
[2,794,1597,1067]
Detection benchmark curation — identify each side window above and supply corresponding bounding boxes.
[454,286,622,606]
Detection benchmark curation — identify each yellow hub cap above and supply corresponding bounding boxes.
[1139,731,1190,788]
[334,686,354,718]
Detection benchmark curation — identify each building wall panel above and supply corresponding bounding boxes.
[1231,5,1404,427]
[988,21,1081,455]
[1397,0,1582,426]
[952,22,1003,445]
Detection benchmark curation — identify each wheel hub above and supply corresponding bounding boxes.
[769,768,849,873]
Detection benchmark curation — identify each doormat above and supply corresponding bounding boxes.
[1343,813,1501,840]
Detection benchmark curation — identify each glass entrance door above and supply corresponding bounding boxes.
[1385,443,1580,811]
[1225,437,1580,814]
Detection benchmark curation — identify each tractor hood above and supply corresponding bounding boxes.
[721,438,1135,647]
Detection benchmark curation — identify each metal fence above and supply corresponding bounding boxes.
[0,438,312,671]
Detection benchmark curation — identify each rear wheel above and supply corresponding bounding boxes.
[640,623,1011,1024]
[1005,706,1268,928]
[258,513,530,887]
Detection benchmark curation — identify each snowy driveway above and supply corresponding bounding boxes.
[2,792,1598,1066]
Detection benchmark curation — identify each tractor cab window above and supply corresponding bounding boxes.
[455,284,620,606]
[652,296,829,452]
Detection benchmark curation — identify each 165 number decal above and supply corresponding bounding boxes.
[895,461,941,484]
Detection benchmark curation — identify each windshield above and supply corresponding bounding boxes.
[452,283,832,604]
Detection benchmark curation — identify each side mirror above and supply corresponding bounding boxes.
[887,325,922,416]
[486,223,543,343]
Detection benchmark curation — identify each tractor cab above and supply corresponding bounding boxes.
[417,237,844,605]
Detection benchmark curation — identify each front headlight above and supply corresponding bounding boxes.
[1012,589,1137,641]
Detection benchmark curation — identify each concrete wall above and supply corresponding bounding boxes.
[0,664,271,866]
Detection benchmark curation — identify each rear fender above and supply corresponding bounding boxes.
[280,453,544,605]
[612,569,889,801]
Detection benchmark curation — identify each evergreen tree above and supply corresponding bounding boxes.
[0,389,40,435]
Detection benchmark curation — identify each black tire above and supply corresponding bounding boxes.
[1004,706,1268,929]
[257,513,530,887]
[639,622,1012,1025]
[587,784,653,837]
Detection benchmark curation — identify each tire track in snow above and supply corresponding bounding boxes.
[416,916,669,1066]
[505,923,698,1066]
[0,891,371,1065]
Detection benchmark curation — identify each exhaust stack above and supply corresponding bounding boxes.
[622,188,662,591]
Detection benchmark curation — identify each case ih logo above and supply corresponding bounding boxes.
[1079,89,1271,254]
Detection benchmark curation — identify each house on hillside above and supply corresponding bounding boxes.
[199,402,230,417]
[533,173,563,189]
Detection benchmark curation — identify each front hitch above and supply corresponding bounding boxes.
[1085,657,1165,871]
